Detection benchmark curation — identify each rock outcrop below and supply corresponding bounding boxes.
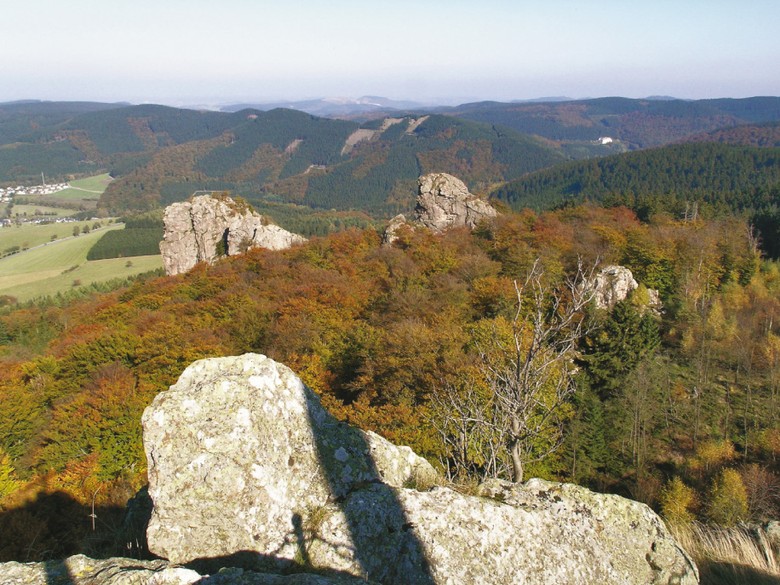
[141,353,697,585]
[588,264,662,311]
[160,194,306,276]
[415,173,497,233]
[0,554,368,584]
[383,173,497,244]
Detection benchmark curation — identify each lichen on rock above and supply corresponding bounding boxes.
[140,353,698,584]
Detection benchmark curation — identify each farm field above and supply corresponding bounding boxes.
[55,173,113,200]
[0,220,114,252]
[9,204,78,219]
[0,222,162,302]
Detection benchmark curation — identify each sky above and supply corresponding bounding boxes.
[2,0,779,106]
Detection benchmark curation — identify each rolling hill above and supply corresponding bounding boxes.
[0,103,565,216]
[443,96,780,150]
[3,98,780,219]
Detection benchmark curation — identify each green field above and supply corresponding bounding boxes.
[0,222,163,302]
[53,173,113,201]
[9,204,76,218]
[0,220,113,252]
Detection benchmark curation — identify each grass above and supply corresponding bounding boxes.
[9,204,76,218]
[671,522,780,585]
[69,173,113,193]
[0,221,114,252]
[0,256,163,302]
[0,222,162,303]
[50,173,113,201]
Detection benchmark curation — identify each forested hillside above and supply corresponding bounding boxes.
[493,143,780,223]
[5,98,780,221]
[1,204,777,560]
[100,111,564,215]
[447,96,780,149]
[0,103,564,216]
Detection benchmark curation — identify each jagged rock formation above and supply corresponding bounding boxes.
[415,173,498,232]
[383,173,497,244]
[588,264,661,311]
[140,353,697,585]
[159,194,306,276]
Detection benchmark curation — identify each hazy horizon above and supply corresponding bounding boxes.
[3,0,779,106]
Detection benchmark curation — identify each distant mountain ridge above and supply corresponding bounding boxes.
[99,108,564,215]
[441,96,780,149]
[220,95,429,118]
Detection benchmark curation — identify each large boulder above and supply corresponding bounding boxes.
[383,173,497,244]
[587,264,662,311]
[415,173,497,233]
[142,354,698,585]
[142,354,437,569]
[159,194,306,276]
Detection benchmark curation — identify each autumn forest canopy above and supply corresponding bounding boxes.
[1,97,780,562]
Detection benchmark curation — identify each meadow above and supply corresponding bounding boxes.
[0,222,162,303]
[55,173,113,200]
[0,220,112,252]
[8,204,76,219]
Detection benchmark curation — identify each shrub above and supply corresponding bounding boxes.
[708,468,749,527]
[660,476,698,526]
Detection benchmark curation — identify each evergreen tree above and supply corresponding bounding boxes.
[582,298,660,398]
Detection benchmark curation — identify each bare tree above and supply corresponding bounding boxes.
[477,259,595,483]
[429,377,509,481]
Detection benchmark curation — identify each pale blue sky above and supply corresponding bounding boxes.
[2,0,778,105]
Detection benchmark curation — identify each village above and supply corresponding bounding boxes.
[0,181,69,200]
[0,180,79,228]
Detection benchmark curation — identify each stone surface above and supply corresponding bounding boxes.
[589,265,639,309]
[0,555,193,585]
[159,194,306,276]
[382,173,497,244]
[142,354,436,567]
[587,265,663,312]
[414,173,497,233]
[380,213,409,246]
[142,353,698,585]
[0,554,370,584]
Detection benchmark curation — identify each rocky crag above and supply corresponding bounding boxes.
[383,173,497,244]
[1,354,698,584]
[160,194,306,276]
[587,265,662,311]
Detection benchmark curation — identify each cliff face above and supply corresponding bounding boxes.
[159,194,306,276]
